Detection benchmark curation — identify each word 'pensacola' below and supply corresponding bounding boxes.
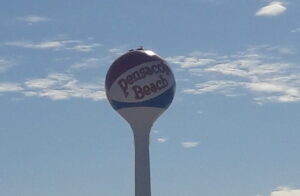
[118,62,171,100]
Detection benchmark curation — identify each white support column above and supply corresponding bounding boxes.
[131,123,152,196]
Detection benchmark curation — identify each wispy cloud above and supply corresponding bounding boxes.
[70,57,108,70]
[70,43,102,52]
[256,1,287,17]
[0,83,23,92]
[0,73,105,101]
[108,48,127,56]
[157,137,168,143]
[183,80,241,95]
[168,45,300,104]
[166,56,216,68]
[197,110,204,115]
[246,82,300,103]
[181,141,200,148]
[0,58,13,73]
[153,130,159,134]
[4,40,101,52]
[16,15,51,24]
[24,73,105,101]
[5,41,64,49]
[270,186,300,196]
[291,28,300,33]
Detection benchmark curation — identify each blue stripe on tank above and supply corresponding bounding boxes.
[110,85,175,110]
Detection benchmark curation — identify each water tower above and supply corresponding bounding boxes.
[105,48,175,196]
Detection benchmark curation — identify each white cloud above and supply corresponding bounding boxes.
[25,78,59,89]
[0,58,13,73]
[166,56,216,68]
[183,80,240,95]
[205,62,249,77]
[33,89,70,100]
[246,82,285,93]
[71,58,101,69]
[4,40,101,52]
[70,43,102,52]
[181,141,200,148]
[0,66,105,100]
[197,110,204,114]
[245,82,300,103]
[157,137,167,143]
[108,48,127,56]
[5,41,64,49]
[153,130,159,134]
[291,28,300,33]
[256,1,287,17]
[24,73,106,101]
[0,83,23,92]
[270,186,300,196]
[168,45,300,104]
[264,46,296,55]
[17,15,50,24]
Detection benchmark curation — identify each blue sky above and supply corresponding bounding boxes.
[1,0,300,196]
